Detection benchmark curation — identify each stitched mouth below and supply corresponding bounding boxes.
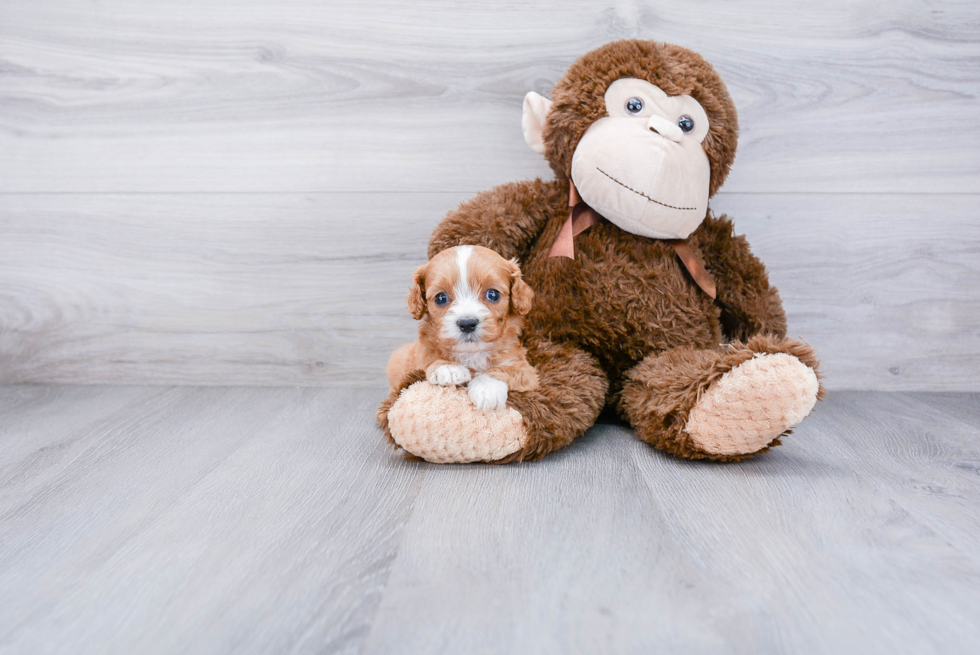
[596,168,697,211]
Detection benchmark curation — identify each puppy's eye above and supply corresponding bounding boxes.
[677,115,694,133]
[625,97,644,115]
[485,289,501,303]
[433,292,449,306]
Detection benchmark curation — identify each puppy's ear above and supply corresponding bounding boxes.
[508,258,534,316]
[407,264,427,320]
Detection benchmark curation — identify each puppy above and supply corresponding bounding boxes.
[386,245,539,411]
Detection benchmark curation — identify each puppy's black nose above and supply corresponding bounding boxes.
[457,317,479,333]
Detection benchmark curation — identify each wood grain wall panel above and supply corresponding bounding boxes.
[710,193,980,392]
[0,192,444,386]
[1,192,976,390]
[0,1,977,389]
[1,0,977,193]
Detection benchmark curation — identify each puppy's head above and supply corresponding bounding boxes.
[408,245,533,350]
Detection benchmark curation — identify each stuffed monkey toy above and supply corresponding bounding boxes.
[379,39,823,464]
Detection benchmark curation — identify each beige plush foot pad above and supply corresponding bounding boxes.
[685,353,819,457]
[387,381,528,464]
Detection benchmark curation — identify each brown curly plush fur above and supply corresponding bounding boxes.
[382,39,822,462]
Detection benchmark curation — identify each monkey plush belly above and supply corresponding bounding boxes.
[523,220,722,382]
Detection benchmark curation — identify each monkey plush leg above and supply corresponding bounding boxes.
[618,335,824,461]
[377,339,608,464]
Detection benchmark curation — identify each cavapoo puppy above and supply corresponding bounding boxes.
[386,245,539,410]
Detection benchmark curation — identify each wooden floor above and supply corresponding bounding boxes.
[0,386,978,654]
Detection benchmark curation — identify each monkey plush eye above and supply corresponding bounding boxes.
[625,97,644,115]
[434,292,450,306]
[485,289,501,303]
[677,115,695,133]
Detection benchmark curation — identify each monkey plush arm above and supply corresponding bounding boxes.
[696,214,788,342]
[428,179,561,260]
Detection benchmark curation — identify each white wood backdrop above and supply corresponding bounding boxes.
[1,0,978,390]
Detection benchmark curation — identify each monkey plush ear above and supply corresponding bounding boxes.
[407,265,427,320]
[522,92,553,155]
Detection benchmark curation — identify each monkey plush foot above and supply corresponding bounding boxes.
[378,339,608,464]
[385,381,527,464]
[619,336,823,461]
[685,353,819,457]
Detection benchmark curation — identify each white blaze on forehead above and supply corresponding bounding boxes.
[442,245,490,341]
[454,245,475,298]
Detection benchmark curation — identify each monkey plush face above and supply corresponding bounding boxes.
[572,78,710,239]
[521,40,739,240]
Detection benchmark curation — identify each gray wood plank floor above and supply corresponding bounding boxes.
[1,386,978,654]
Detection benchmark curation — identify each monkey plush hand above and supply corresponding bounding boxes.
[379,40,823,464]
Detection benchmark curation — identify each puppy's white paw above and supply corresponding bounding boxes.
[468,374,509,411]
[428,364,472,386]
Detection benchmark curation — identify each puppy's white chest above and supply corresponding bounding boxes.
[454,350,491,372]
